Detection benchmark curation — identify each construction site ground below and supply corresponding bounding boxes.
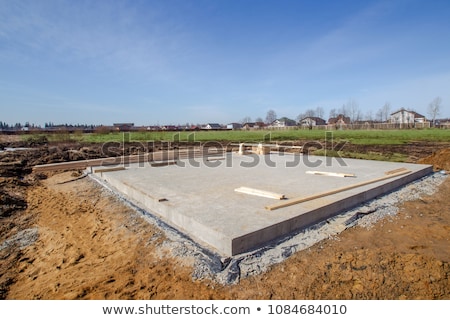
[1,139,449,299]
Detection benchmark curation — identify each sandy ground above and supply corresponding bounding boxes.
[1,143,449,299]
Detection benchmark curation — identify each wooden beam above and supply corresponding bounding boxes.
[230,143,303,149]
[93,167,126,173]
[206,157,226,161]
[306,170,356,178]
[150,160,177,167]
[384,167,408,175]
[235,187,286,200]
[265,168,412,211]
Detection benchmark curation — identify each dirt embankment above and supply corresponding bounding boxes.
[0,141,449,299]
[418,148,450,172]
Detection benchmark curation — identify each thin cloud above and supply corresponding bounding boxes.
[0,1,187,78]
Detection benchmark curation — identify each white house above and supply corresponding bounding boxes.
[242,122,265,130]
[270,118,297,128]
[204,123,222,130]
[390,109,426,124]
[226,123,242,130]
[299,117,326,127]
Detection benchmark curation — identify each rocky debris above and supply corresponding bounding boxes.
[0,228,38,251]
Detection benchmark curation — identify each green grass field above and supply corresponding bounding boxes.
[22,129,450,145]
[23,128,450,145]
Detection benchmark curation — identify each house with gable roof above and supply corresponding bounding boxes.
[390,108,426,124]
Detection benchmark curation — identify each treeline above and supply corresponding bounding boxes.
[0,122,40,129]
[0,121,98,130]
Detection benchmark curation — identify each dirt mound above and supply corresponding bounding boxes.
[418,148,450,171]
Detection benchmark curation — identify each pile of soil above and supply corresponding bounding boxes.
[418,148,450,171]
[1,140,449,299]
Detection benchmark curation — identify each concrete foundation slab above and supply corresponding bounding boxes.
[89,153,432,256]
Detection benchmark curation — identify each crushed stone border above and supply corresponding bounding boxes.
[88,170,448,285]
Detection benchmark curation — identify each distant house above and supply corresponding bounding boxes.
[328,114,350,125]
[178,124,190,130]
[204,123,222,130]
[242,122,265,130]
[113,123,134,131]
[390,108,426,124]
[299,117,326,127]
[146,126,161,131]
[270,117,297,127]
[161,125,179,131]
[226,123,242,130]
[436,118,450,128]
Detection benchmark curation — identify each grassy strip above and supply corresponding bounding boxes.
[21,128,450,145]
[84,128,450,145]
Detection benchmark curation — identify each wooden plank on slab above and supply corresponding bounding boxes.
[93,167,126,173]
[266,168,411,211]
[230,143,303,149]
[306,171,356,178]
[206,157,226,161]
[235,187,286,200]
[150,160,177,167]
[384,167,408,175]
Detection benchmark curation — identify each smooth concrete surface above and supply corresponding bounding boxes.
[90,153,432,256]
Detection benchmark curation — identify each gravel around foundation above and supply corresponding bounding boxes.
[91,171,447,285]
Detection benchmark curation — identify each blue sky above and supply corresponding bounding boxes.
[1,0,449,126]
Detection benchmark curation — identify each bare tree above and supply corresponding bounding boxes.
[296,113,306,122]
[381,102,391,122]
[427,96,442,125]
[365,110,373,121]
[339,104,349,117]
[375,109,383,122]
[315,106,324,119]
[346,99,360,123]
[304,108,316,117]
[297,108,316,123]
[255,117,263,123]
[265,109,277,124]
[356,108,363,122]
[329,108,337,119]
[241,116,252,124]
